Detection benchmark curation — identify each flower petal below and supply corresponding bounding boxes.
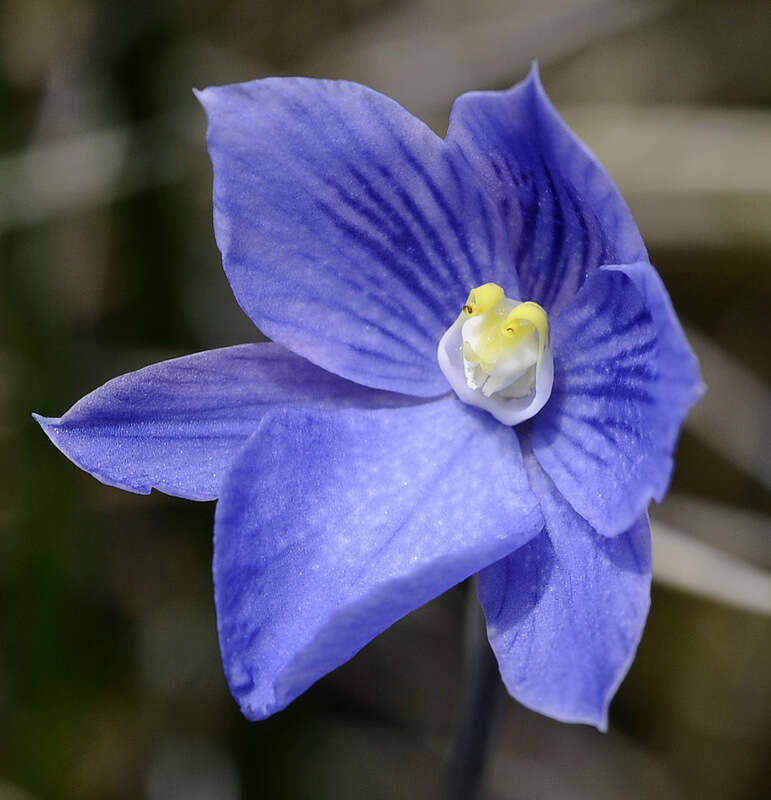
[197,78,514,397]
[531,263,703,536]
[34,343,415,501]
[478,445,651,730]
[446,63,646,316]
[213,395,543,719]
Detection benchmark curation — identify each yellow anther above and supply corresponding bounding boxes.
[502,302,549,357]
[463,283,504,316]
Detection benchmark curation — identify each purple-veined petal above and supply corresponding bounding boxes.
[213,395,543,720]
[446,63,646,317]
[196,78,515,397]
[478,444,651,730]
[34,343,418,502]
[532,262,703,537]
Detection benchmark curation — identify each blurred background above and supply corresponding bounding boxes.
[1,0,769,797]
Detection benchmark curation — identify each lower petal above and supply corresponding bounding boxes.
[478,444,651,730]
[213,396,543,719]
[34,342,415,501]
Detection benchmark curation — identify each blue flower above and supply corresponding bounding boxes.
[34,65,702,730]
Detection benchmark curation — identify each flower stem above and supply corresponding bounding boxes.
[441,577,504,800]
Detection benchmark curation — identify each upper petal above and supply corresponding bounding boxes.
[197,78,514,397]
[532,262,704,536]
[478,444,651,730]
[213,395,543,719]
[34,343,416,501]
[446,63,646,316]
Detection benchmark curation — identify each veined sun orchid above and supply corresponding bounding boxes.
[34,64,703,730]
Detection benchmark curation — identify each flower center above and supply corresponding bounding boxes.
[437,283,554,426]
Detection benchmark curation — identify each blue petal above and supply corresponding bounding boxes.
[478,444,651,730]
[197,78,514,397]
[34,343,416,501]
[532,262,703,536]
[446,63,646,316]
[213,395,543,719]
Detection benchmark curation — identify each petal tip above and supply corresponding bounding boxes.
[498,668,612,731]
[33,408,157,497]
[595,711,610,734]
[238,697,272,722]
[33,411,64,448]
[193,85,219,117]
[194,83,237,120]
